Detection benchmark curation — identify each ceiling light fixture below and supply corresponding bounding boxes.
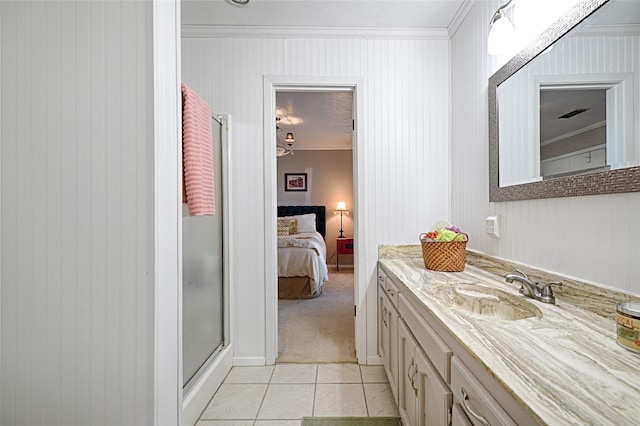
[276,117,295,157]
[226,0,250,5]
[488,0,516,55]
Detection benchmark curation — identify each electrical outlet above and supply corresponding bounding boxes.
[486,215,501,238]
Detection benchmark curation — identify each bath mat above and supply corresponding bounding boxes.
[301,417,402,426]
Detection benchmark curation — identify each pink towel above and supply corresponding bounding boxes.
[182,83,216,216]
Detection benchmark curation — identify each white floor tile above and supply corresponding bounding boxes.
[313,383,368,417]
[317,363,361,383]
[257,384,315,419]
[360,365,389,383]
[223,366,274,384]
[196,362,401,425]
[271,363,317,383]
[199,384,267,420]
[364,383,400,417]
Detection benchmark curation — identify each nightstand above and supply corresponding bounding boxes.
[336,237,354,271]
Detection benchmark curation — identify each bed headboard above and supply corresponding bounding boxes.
[277,205,326,239]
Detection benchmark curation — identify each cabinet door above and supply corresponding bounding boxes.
[378,285,387,362]
[398,320,418,426]
[387,299,399,403]
[379,284,399,403]
[415,346,452,426]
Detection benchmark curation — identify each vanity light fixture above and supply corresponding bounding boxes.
[334,201,350,238]
[488,0,516,55]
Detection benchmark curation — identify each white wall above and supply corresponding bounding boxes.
[182,30,450,363]
[451,0,640,295]
[1,2,156,425]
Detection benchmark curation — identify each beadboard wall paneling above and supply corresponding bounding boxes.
[450,0,640,294]
[1,2,154,425]
[182,34,450,362]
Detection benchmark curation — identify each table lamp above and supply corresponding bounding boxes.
[334,201,350,238]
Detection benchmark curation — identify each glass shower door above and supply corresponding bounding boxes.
[182,117,224,388]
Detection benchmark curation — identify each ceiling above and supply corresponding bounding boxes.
[276,91,354,151]
[539,89,606,144]
[181,0,470,30]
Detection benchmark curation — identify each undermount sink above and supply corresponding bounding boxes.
[436,284,543,321]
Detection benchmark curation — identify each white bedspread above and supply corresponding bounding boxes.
[278,232,329,287]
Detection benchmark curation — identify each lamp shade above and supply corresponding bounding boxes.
[488,11,515,55]
[335,201,347,211]
[285,133,295,144]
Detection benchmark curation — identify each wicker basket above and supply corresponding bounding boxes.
[419,233,468,272]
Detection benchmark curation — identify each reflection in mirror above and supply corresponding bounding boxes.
[489,0,640,201]
[540,87,607,179]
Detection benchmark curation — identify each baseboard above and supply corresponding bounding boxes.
[182,345,233,426]
[367,355,383,365]
[233,356,267,366]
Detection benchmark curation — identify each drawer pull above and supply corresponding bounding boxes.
[461,388,490,426]
[386,288,395,297]
[382,306,388,327]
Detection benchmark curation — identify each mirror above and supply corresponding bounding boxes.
[489,0,640,201]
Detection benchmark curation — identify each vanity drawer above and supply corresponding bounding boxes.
[378,265,400,307]
[451,356,516,426]
[399,294,452,383]
[384,275,400,307]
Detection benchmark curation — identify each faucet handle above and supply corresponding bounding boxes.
[515,269,530,280]
[540,281,562,303]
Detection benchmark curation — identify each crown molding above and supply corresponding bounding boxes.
[448,0,475,39]
[574,23,640,37]
[182,25,451,40]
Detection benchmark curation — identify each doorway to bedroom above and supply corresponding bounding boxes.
[274,88,356,363]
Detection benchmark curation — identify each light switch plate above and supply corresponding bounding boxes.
[486,215,501,238]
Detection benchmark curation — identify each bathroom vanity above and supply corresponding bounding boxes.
[378,245,640,425]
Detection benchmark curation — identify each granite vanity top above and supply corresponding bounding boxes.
[378,245,640,425]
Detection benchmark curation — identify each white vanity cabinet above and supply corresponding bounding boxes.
[378,262,536,426]
[378,268,400,403]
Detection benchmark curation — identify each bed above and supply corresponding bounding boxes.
[277,206,329,299]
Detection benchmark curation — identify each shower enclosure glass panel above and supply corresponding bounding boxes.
[182,118,224,388]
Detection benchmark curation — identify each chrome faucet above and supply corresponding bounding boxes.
[504,269,562,304]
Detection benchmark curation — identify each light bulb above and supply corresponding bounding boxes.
[488,12,515,55]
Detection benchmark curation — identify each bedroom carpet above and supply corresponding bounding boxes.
[278,268,356,363]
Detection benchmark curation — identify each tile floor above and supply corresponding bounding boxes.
[197,363,400,425]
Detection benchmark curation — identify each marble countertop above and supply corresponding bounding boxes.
[378,245,640,425]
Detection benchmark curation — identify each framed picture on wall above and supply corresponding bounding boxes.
[284,173,307,191]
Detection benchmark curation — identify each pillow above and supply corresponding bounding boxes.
[277,217,297,235]
[293,213,316,234]
[277,224,291,236]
